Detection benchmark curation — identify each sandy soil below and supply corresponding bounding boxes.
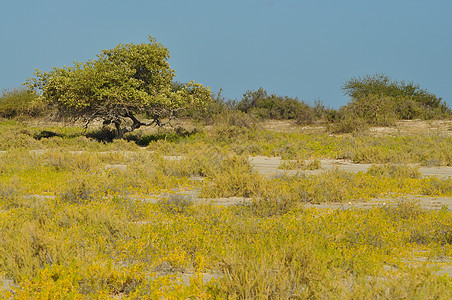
[249,156,452,179]
[248,156,452,211]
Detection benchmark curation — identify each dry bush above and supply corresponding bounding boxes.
[279,159,321,170]
[200,155,262,198]
[367,164,422,179]
[158,194,193,214]
[422,177,452,196]
[60,176,95,204]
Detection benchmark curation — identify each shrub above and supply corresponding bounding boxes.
[236,88,316,123]
[200,155,262,198]
[158,194,193,214]
[180,88,230,124]
[341,73,451,123]
[250,182,307,217]
[328,111,368,134]
[0,88,45,118]
[210,110,259,143]
[384,198,424,220]
[312,99,339,123]
[60,176,95,203]
[279,159,321,170]
[422,177,452,196]
[343,94,398,126]
[367,164,422,179]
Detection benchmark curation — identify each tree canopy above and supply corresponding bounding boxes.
[27,36,212,138]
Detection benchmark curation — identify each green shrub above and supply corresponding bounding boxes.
[328,112,368,134]
[251,182,307,217]
[180,88,230,124]
[0,88,45,118]
[210,110,259,143]
[341,73,451,123]
[312,99,339,123]
[236,88,316,122]
[279,159,321,170]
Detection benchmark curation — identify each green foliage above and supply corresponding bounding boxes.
[236,87,317,123]
[27,36,212,138]
[0,88,44,119]
[179,88,231,124]
[341,73,451,125]
[327,112,369,134]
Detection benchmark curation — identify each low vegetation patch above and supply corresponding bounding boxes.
[0,105,451,298]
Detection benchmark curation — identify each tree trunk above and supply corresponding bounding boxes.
[114,121,126,139]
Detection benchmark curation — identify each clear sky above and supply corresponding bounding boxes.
[1,0,451,108]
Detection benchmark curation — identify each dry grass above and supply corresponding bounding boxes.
[0,119,452,298]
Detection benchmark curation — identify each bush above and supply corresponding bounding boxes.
[60,176,95,203]
[311,99,338,123]
[179,88,231,125]
[342,94,398,126]
[422,177,452,196]
[367,164,422,179]
[236,88,316,123]
[328,111,368,134]
[158,194,193,214]
[341,73,451,124]
[0,88,45,118]
[200,155,262,198]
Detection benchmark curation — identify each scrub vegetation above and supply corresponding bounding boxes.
[0,116,452,298]
[1,37,452,298]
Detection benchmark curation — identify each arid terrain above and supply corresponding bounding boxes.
[1,119,452,298]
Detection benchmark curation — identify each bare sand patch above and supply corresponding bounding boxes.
[250,156,452,179]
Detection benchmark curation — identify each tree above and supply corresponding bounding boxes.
[27,36,212,138]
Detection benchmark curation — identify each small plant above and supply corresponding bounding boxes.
[60,177,94,203]
[384,197,424,220]
[158,194,193,214]
[0,176,24,201]
[304,159,321,170]
[279,159,321,170]
[278,159,304,170]
[422,177,452,196]
[200,155,262,198]
[251,187,304,217]
[367,164,422,179]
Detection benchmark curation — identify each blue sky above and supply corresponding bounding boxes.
[1,0,451,108]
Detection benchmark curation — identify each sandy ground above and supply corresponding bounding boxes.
[249,155,452,211]
[249,156,452,179]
